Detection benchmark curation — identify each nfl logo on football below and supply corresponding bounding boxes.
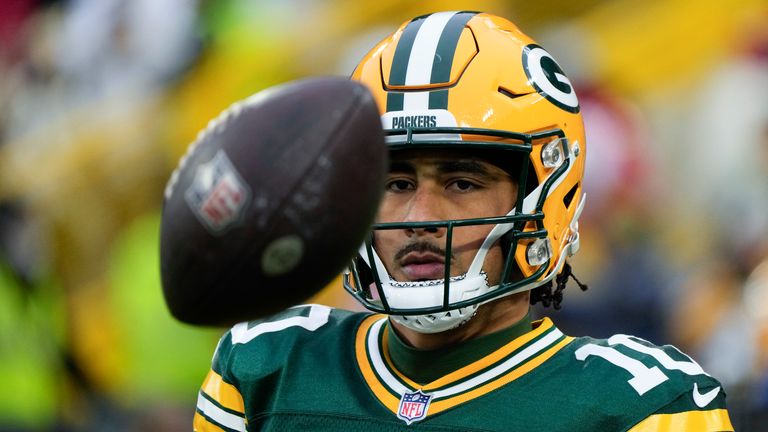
[185,150,251,233]
[397,390,433,425]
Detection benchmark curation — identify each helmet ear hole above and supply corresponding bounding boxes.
[563,183,579,209]
[351,254,375,298]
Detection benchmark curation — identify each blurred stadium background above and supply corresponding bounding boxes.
[0,0,767,430]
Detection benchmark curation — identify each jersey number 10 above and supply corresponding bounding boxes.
[574,334,709,396]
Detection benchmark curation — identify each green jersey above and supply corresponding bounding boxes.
[194,305,732,431]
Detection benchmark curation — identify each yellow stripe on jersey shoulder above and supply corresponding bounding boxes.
[193,412,229,432]
[628,409,733,432]
[201,369,245,414]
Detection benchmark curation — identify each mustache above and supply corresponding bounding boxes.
[393,241,453,262]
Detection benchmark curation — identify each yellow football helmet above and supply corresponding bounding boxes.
[345,11,587,333]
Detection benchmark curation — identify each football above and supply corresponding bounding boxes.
[160,77,387,326]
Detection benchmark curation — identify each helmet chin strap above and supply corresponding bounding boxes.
[390,303,482,334]
[362,214,516,334]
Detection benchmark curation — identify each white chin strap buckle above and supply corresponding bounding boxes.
[392,305,479,334]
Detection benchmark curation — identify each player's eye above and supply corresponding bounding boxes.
[448,179,478,192]
[386,179,414,192]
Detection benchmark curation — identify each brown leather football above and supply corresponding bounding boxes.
[160,77,386,326]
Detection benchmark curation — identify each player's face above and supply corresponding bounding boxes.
[374,151,517,286]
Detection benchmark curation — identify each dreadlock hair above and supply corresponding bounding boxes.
[530,262,588,309]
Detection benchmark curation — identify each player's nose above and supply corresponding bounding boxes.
[402,187,446,238]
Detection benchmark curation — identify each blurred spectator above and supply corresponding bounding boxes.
[741,257,768,429]
[54,0,200,98]
[677,20,768,268]
[665,17,768,429]
[1,1,209,430]
[668,259,754,389]
[0,205,67,430]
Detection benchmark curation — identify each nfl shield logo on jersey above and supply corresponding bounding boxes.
[397,390,433,425]
[185,150,251,234]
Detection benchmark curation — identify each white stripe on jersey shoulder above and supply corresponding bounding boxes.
[403,11,458,110]
[197,391,246,431]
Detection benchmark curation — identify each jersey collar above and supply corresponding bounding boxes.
[386,313,534,384]
[354,315,573,419]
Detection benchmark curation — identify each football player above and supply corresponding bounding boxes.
[193,12,733,431]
